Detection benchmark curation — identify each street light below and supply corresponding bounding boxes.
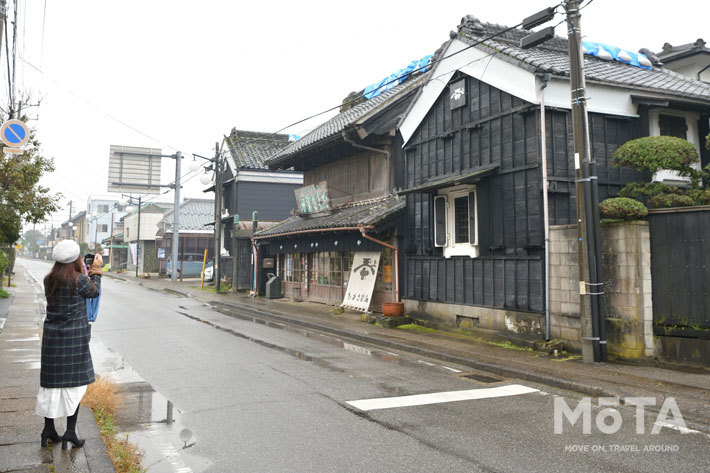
[188,157,202,173]
[193,144,226,291]
[199,170,214,185]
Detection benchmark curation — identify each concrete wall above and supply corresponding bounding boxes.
[549,222,654,360]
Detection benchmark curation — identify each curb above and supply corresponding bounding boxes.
[208,300,612,398]
[104,275,710,435]
[208,299,710,434]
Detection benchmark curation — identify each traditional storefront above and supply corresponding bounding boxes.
[254,195,403,311]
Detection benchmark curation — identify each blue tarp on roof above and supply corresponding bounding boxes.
[363,54,433,100]
[582,41,652,70]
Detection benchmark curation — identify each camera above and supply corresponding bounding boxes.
[84,254,95,267]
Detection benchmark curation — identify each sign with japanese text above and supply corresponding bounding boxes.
[294,181,331,215]
[341,251,380,312]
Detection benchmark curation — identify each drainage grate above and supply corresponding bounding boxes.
[459,372,503,383]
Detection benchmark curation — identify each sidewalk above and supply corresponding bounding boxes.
[0,268,114,473]
[107,272,710,434]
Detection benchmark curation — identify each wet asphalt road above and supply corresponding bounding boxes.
[21,259,710,473]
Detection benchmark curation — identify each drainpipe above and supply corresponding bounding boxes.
[359,226,399,303]
[697,63,710,82]
[341,130,391,161]
[540,73,551,341]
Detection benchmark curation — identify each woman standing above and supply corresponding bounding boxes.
[35,240,102,449]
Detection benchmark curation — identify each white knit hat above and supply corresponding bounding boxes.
[52,240,80,264]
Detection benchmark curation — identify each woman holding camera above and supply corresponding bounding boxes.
[35,240,103,449]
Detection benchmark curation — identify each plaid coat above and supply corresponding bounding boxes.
[40,273,101,388]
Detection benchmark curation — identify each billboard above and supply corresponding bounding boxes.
[107,145,162,194]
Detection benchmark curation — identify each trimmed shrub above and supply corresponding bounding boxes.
[611,136,698,175]
[686,189,710,206]
[618,182,681,199]
[599,197,648,220]
[647,193,694,208]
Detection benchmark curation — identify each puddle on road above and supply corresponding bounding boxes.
[91,339,211,473]
[193,305,453,376]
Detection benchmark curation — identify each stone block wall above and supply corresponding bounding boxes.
[549,222,654,359]
[600,221,654,359]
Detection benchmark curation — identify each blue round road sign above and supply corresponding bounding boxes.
[0,119,29,149]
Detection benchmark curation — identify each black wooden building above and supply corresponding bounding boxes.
[204,129,303,289]
[396,16,710,325]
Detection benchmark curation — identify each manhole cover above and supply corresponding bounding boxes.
[459,372,503,383]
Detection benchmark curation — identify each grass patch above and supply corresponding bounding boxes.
[552,355,582,362]
[193,284,230,293]
[486,340,534,352]
[396,323,438,333]
[0,288,8,298]
[84,376,144,473]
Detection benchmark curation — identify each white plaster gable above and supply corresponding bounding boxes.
[400,38,644,146]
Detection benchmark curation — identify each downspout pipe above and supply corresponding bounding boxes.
[341,130,391,160]
[359,226,399,303]
[540,73,551,341]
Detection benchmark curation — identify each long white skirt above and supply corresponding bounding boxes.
[35,385,87,418]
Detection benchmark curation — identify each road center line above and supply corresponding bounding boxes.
[347,384,539,411]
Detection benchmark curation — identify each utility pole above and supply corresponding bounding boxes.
[0,2,6,63]
[214,142,222,292]
[109,212,114,269]
[565,0,601,363]
[171,151,182,283]
[68,200,73,220]
[232,214,239,292]
[136,196,142,277]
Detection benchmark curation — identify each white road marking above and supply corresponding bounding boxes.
[417,360,436,366]
[654,421,710,438]
[343,342,372,356]
[347,383,539,411]
[441,366,462,373]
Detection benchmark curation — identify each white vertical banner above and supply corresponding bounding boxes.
[342,251,381,312]
[129,243,138,265]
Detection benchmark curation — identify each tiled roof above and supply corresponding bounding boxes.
[455,16,710,103]
[159,199,215,232]
[255,195,404,237]
[657,38,710,63]
[225,129,290,170]
[265,74,429,167]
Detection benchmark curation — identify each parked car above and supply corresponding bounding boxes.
[166,254,210,278]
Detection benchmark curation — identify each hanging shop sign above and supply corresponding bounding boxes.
[294,181,331,215]
[341,251,380,312]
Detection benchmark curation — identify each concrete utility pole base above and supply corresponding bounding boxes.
[581,342,596,364]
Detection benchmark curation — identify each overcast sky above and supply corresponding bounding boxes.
[6,0,709,232]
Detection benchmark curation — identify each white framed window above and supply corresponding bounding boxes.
[434,185,478,258]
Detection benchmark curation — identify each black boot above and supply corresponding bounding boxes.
[61,405,85,450]
[41,417,61,447]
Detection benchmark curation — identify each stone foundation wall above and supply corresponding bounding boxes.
[402,299,544,336]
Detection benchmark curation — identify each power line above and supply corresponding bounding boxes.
[19,56,182,151]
